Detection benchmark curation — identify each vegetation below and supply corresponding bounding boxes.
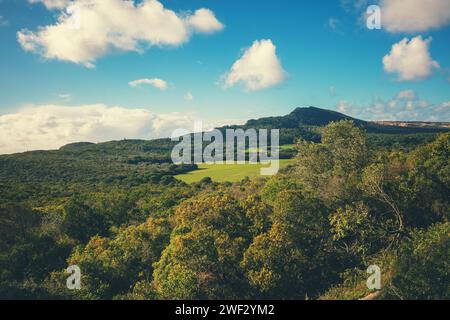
[0,107,448,300]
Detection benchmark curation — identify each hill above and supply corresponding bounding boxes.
[1,106,448,199]
[222,106,449,145]
[241,106,448,134]
[245,106,363,128]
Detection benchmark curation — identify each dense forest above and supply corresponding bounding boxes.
[0,108,448,300]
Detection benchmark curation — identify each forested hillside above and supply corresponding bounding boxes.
[0,108,449,300]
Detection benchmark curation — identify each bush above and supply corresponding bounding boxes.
[388,222,449,300]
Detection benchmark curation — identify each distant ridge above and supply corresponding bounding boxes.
[1,106,448,157]
[236,106,449,135]
[245,106,364,128]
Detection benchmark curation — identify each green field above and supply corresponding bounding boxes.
[280,144,296,150]
[247,144,296,152]
[175,159,296,183]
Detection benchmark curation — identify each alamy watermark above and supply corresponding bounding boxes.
[66,265,81,290]
[171,122,280,176]
[366,265,382,290]
[366,5,381,30]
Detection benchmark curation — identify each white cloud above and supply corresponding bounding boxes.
[28,0,70,10]
[336,100,350,113]
[0,104,232,154]
[129,78,168,90]
[396,89,416,100]
[437,101,450,111]
[334,90,449,121]
[222,39,286,91]
[19,0,224,67]
[184,91,194,101]
[383,36,439,81]
[186,8,224,34]
[405,100,415,111]
[379,0,450,33]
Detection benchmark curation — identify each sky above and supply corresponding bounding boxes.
[0,0,449,154]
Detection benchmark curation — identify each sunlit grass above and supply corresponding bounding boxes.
[175,159,296,183]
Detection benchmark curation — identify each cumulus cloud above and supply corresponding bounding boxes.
[334,90,449,121]
[379,0,450,33]
[383,36,440,81]
[19,0,224,67]
[28,0,71,10]
[0,104,237,154]
[222,39,286,91]
[129,78,168,90]
[186,8,224,34]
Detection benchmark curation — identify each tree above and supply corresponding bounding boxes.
[66,217,171,299]
[361,163,404,247]
[295,120,368,202]
[242,190,339,299]
[0,206,72,299]
[62,197,109,243]
[402,133,449,227]
[321,120,368,174]
[329,201,381,259]
[153,193,251,299]
[389,222,449,300]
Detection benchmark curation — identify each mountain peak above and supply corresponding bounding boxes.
[245,106,362,128]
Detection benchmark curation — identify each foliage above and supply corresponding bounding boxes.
[388,222,449,300]
[153,193,251,299]
[0,116,448,300]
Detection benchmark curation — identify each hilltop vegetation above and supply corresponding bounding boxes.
[1,107,443,204]
[0,108,449,300]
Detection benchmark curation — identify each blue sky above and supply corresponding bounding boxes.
[0,0,449,153]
